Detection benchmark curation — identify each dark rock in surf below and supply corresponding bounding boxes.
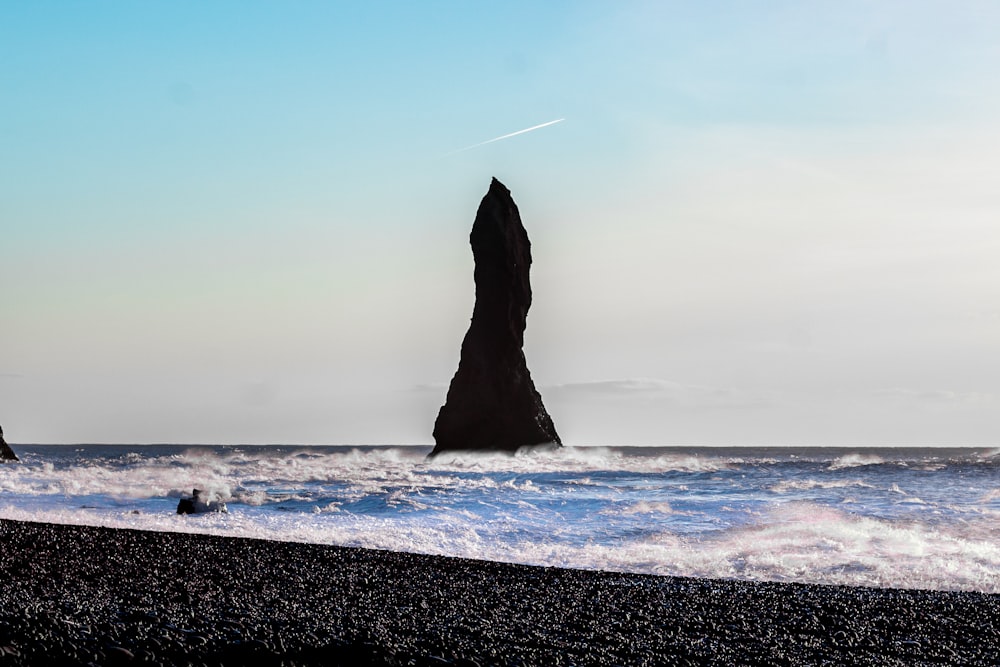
[431,178,560,455]
[177,489,228,514]
[0,425,18,462]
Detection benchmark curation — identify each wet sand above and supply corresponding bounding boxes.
[0,518,997,666]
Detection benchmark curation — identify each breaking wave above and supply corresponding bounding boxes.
[828,453,886,470]
[1,445,998,593]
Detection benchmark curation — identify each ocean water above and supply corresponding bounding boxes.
[1,445,998,593]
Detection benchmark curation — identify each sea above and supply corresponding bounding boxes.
[1,445,998,593]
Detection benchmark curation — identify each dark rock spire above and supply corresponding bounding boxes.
[431,178,561,455]
[0,425,18,462]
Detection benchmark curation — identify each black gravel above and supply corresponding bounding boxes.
[0,519,997,666]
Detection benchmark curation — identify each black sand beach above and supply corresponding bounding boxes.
[0,519,997,666]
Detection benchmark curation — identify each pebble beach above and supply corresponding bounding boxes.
[1,519,998,666]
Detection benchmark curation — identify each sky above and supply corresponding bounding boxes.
[2,1,999,445]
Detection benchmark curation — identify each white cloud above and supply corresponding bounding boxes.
[546,378,771,410]
[873,388,1000,406]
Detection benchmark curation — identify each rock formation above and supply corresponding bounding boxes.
[177,489,228,514]
[0,425,18,462]
[431,178,561,455]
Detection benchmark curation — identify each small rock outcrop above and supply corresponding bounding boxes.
[431,178,561,455]
[0,425,18,462]
[177,489,228,514]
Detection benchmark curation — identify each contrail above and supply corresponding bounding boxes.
[447,118,565,155]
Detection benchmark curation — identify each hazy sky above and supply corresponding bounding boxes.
[3,2,999,445]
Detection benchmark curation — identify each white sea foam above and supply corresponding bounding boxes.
[828,453,885,470]
[736,503,1000,590]
[2,446,998,593]
[979,488,1000,504]
[8,447,718,505]
[426,447,730,474]
[769,478,875,494]
[610,501,675,516]
[2,500,997,593]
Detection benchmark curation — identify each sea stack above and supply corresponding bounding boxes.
[432,178,561,455]
[0,425,18,462]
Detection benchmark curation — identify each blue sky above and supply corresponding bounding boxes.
[3,2,999,444]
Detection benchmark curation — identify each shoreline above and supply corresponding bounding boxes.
[1,519,998,666]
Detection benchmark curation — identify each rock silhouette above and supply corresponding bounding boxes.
[432,178,560,455]
[0,425,18,462]
[176,488,228,514]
